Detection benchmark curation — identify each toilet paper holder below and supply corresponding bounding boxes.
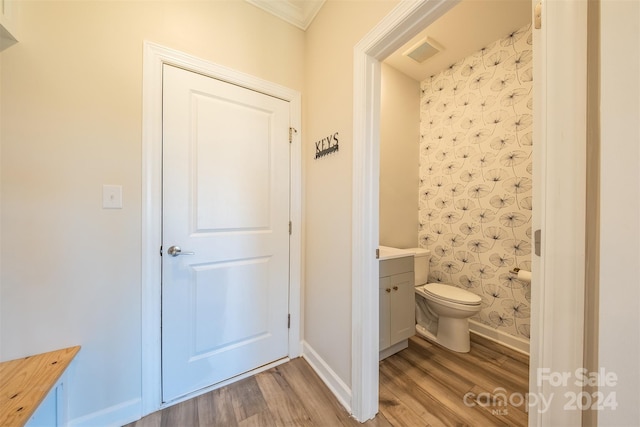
[510,267,532,283]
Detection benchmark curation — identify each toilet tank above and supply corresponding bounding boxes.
[411,248,431,286]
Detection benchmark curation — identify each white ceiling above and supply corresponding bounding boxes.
[247,0,531,82]
[384,0,532,82]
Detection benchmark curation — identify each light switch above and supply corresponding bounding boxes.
[103,185,123,209]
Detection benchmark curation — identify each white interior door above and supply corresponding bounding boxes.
[161,64,291,402]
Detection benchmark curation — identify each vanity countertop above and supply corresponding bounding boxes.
[378,246,415,261]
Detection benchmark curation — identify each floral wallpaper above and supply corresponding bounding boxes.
[418,24,533,340]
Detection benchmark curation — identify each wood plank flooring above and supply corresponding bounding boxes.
[379,335,529,427]
[126,334,528,427]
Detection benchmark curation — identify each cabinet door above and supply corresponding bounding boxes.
[379,276,391,350]
[389,271,415,345]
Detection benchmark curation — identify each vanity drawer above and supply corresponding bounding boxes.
[379,255,413,277]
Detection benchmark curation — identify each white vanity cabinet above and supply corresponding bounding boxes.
[379,255,415,360]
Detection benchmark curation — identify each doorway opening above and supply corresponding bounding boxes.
[380,1,532,354]
[352,0,588,425]
[379,0,533,351]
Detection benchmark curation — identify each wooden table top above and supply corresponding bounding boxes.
[0,346,80,427]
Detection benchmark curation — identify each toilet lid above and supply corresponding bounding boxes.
[422,283,482,305]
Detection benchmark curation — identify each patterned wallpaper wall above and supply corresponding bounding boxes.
[418,24,533,340]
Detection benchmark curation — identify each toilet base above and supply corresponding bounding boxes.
[415,317,471,353]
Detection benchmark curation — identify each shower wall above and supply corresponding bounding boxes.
[418,24,533,340]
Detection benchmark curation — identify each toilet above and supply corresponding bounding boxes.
[412,248,482,353]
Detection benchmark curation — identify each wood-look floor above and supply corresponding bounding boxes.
[379,334,529,427]
[126,334,529,427]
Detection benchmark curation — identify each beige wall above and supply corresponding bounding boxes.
[1,0,638,425]
[598,0,640,423]
[0,1,303,423]
[379,63,420,249]
[303,0,397,389]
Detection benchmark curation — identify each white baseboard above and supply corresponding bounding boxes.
[69,398,141,427]
[469,319,530,356]
[301,341,352,413]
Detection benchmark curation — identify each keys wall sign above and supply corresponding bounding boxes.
[314,132,339,159]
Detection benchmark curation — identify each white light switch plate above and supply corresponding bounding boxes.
[103,185,123,209]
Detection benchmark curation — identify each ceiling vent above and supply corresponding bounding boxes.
[403,38,442,64]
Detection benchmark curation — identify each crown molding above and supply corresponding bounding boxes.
[246,0,325,31]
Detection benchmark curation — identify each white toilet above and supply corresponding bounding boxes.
[412,248,482,353]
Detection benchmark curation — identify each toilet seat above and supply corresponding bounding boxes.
[420,283,481,306]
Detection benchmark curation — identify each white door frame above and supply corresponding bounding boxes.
[351,1,587,424]
[141,41,302,415]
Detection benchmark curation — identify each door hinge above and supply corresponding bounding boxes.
[534,2,542,29]
[288,314,291,329]
[160,245,163,256]
[289,127,297,143]
[534,229,542,256]
[289,221,292,235]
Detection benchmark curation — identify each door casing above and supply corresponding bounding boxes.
[352,0,587,424]
[141,41,302,415]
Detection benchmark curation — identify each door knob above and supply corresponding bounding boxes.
[167,246,195,257]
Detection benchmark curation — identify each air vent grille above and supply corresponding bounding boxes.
[403,38,441,63]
